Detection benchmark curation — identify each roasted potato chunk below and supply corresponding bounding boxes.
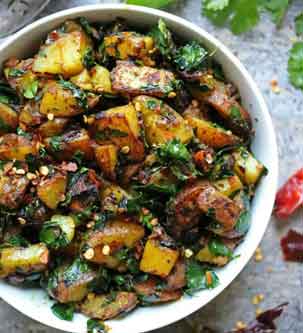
[134,277,182,304]
[197,181,242,230]
[94,144,118,181]
[71,65,112,93]
[80,292,138,320]
[186,115,241,148]
[195,245,229,266]
[111,61,176,97]
[140,239,179,278]
[19,101,44,127]
[100,184,130,214]
[84,219,144,269]
[0,243,49,278]
[0,102,18,134]
[104,32,155,66]
[233,148,265,185]
[38,118,69,137]
[33,30,92,77]
[47,258,96,303]
[40,81,83,117]
[0,174,29,209]
[44,128,93,160]
[37,172,67,209]
[189,77,252,138]
[0,134,38,160]
[133,95,193,145]
[213,175,243,197]
[91,103,144,161]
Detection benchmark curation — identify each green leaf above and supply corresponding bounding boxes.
[208,238,233,258]
[288,41,303,89]
[205,0,229,10]
[295,12,303,36]
[174,41,208,72]
[126,0,175,8]
[49,135,63,152]
[156,139,191,163]
[230,0,260,34]
[8,68,26,77]
[87,319,108,333]
[262,0,289,26]
[23,80,38,99]
[83,48,96,69]
[0,81,19,105]
[150,19,176,60]
[185,260,219,294]
[51,303,74,321]
[59,79,88,109]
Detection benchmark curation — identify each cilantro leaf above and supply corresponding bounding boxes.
[59,79,88,109]
[23,80,39,99]
[204,0,229,11]
[126,0,175,8]
[208,238,233,258]
[150,19,176,60]
[174,41,208,72]
[87,319,108,333]
[288,41,303,89]
[262,0,289,26]
[295,12,303,36]
[51,303,74,321]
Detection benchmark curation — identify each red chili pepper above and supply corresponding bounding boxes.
[274,168,303,219]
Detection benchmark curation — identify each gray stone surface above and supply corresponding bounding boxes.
[1,0,303,332]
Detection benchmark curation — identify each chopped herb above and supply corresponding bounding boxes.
[139,211,154,230]
[146,99,158,110]
[0,81,19,105]
[83,48,96,69]
[230,105,241,119]
[39,146,47,158]
[8,68,26,77]
[150,19,176,60]
[87,319,108,333]
[156,139,191,163]
[4,235,29,247]
[59,79,88,109]
[72,150,84,165]
[49,135,63,152]
[95,128,128,141]
[208,238,233,258]
[51,303,74,321]
[23,80,39,99]
[174,41,208,72]
[16,127,31,139]
[185,260,219,294]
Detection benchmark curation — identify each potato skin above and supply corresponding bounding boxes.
[0,134,38,161]
[40,81,82,117]
[80,292,138,320]
[0,175,29,209]
[133,95,193,145]
[37,172,67,209]
[47,259,96,303]
[197,181,242,231]
[0,244,49,278]
[44,128,94,160]
[33,30,92,77]
[38,118,69,137]
[186,115,241,148]
[94,144,118,181]
[104,32,155,66]
[213,175,243,197]
[91,103,144,161]
[111,61,176,97]
[0,103,18,134]
[139,239,179,278]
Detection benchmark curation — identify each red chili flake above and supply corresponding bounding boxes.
[274,168,303,219]
[280,229,303,262]
[225,303,288,333]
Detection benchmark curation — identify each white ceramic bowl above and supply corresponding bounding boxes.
[0,5,278,333]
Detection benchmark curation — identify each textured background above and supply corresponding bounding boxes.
[0,0,303,332]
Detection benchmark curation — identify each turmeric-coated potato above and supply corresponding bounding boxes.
[0,134,38,161]
[104,32,155,66]
[33,31,92,77]
[94,144,118,181]
[0,243,49,278]
[140,239,179,278]
[80,292,138,320]
[40,81,83,117]
[0,174,29,209]
[100,184,130,214]
[37,172,67,209]
[0,102,18,134]
[133,95,193,145]
[213,175,243,197]
[91,103,144,161]
[38,118,69,137]
[186,115,240,148]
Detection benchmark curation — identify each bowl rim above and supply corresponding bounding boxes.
[0,4,278,333]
